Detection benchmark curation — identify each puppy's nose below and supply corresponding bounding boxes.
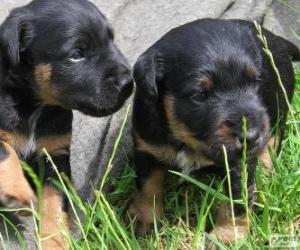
[105,65,133,94]
[105,64,130,79]
[118,75,134,96]
[237,128,260,148]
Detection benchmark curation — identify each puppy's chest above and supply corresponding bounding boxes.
[175,147,214,174]
[0,107,72,160]
[16,107,43,159]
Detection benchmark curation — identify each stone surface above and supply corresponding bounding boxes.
[265,0,300,48]
[0,0,299,249]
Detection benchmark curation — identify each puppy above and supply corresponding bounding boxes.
[0,0,133,249]
[129,19,299,244]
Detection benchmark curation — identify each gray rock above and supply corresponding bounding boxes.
[264,0,300,48]
[0,0,299,249]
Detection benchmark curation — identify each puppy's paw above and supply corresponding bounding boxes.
[206,222,248,249]
[41,185,70,250]
[0,181,36,215]
[128,198,162,236]
[0,142,37,214]
[0,167,36,214]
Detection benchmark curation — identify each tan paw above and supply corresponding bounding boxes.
[0,180,36,215]
[0,141,36,214]
[41,186,70,250]
[210,223,248,243]
[207,221,248,249]
[128,198,162,236]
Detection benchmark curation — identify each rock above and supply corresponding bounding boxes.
[263,0,300,69]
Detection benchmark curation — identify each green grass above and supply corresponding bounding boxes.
[85,70,300,250]
[0,70,299,250]
[78,69,300,250]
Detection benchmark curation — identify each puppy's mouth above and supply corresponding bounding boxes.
[78,105,122,117]
[76,100,127,117]
[208,125,269,164]
[73,80,134,117]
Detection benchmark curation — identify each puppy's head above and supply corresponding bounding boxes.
[0,0,133,116]
[134,20,270,164]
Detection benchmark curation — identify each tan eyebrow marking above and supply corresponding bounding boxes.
[199,76,213,90]
[245,66,257,80]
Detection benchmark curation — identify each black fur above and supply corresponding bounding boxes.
[132,19,298,220]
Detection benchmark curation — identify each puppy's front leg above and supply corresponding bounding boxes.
[0,141,36,210]
[129,151,165,236]
[209,159,256,245]
[40,154,71,250]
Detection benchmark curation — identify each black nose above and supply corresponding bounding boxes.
[237,128,260,148]
[105,65,133,95]
[119,75,134,96]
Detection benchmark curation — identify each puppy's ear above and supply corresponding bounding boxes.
[134,53,162,101]
[0,9,34,67]
[263,28,300,62]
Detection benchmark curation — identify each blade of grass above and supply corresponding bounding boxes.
[0,214,27,249]
[193,178,222,249]
[0,232,6,250]
[241,117,250,232]
[153,195,161,250]
[169,171,231,202]
[87,103,131,235]
[222,145,238,243]
[276,0,300,15]
[2,219,10,250]
[185,191,190,227]
[42,149,90,250]
[95,193,127,250]
[254,21,300,139]
[22,161,43,234]
[99,193,132,249]
[99,103,132,192]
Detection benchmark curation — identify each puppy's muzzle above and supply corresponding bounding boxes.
[105,64,134,99]
[224,106,268,152]
[235,128,260,148]
[118,75,134,98]
[215,87,270,155]
[229,119,262,150]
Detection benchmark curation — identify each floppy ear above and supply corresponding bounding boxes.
[262,28,300,62]
[0,9,34,67]
[133,53,161,101]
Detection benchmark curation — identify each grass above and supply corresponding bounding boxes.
[1,71,299,250]
[1,9,300,250]
[76,67,299,250]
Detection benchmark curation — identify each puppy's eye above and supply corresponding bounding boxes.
[70,50,85,63]
[189,91,209,104]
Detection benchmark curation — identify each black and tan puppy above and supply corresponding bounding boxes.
[0,0,133,249]
[129,19,299,244]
